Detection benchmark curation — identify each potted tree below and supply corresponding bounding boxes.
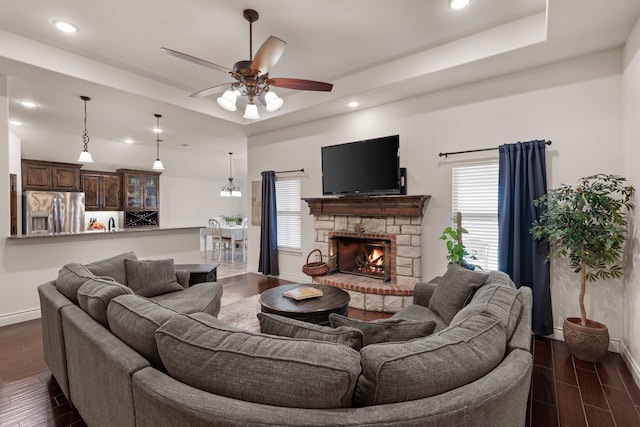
[530,174,634,362]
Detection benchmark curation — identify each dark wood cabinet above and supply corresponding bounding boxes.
[22,159,82,191]
[118,169,161,227]
[81,171,122,211]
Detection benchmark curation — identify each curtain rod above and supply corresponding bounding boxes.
[438,140,552,158]
[275,168,304,174]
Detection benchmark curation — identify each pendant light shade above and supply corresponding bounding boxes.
[217,90,237,111]
[243,102,260,120]
[220,152,241,197]
[152,114,165,171]
[77,96,94,163]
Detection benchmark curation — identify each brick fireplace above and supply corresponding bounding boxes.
[303,195,429,313]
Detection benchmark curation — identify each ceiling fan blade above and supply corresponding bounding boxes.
[189,82,236,98]
[160,47,232,74]
[251,36,286,74]
[267,78,333,92]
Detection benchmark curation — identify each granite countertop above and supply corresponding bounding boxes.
[7,226,202,240]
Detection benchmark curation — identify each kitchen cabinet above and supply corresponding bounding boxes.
[118,169,161,227]
[81,171,122,211]
[22,159,82,191]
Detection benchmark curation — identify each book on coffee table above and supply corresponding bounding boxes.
[282,286,324,301]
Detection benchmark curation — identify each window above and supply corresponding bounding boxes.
[275,178,301,251]
[452,162,499,270]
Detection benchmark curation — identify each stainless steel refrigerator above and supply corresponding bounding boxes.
[23,191,85,235]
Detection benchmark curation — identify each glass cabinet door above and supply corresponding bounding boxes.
[126,174,142,209]
[143,175,158,209]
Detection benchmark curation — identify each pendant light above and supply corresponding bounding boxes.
[220,152,241,197]
[152,114,165,171]
[77,96,93,163]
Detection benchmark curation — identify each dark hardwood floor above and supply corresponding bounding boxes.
[1,273,639,426]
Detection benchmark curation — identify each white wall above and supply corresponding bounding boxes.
[622,16,640,385]
[248,50,626,344]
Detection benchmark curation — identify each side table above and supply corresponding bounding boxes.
[174,263,219,285]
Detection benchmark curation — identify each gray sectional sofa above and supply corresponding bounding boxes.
[39,256,533,427]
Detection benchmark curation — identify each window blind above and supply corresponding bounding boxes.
[452,162,499,270]
[275,178,301,250]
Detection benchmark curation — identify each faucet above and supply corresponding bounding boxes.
[108,217,116,231]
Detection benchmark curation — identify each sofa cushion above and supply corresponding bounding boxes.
[329,314,436,346]
[107,295,178,369]
[149,281,223,317]
[56,263,96,304]
[354,309,507,406]
[77,277,134,327]
[124,259,183,297]
[84,251,137,286]
[391,304,448,333]
[258,312,365,351]
[156,312,361,409]
[428,263,489,324]
[450,284,523,340]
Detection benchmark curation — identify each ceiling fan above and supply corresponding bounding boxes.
[160,8,333,119]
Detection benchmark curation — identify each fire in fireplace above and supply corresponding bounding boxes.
[329,236,391,281]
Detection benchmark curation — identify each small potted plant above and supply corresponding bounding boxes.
[440,213,477,269]
[530,174,634,362]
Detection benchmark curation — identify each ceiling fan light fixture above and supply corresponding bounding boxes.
[265,91,284,112]
[217,90,238,111]
[243,103,260,120]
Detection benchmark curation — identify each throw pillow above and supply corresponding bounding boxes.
[77,277,134,327]
[257,312,365,351]
[124,259,184,297]
[328,314,436,346]
[156,312,361,409]
[84,251,138,285]
[56,263,96,304]
[428,263,489,324]
[354,310,506,406]
[107,294,178,369]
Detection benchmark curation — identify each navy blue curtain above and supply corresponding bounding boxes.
[498,140,552,336]
[258,171,279,276]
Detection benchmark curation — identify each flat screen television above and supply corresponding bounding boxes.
[321,135,400,196]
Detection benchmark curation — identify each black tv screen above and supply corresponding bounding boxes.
[321,135,400,196]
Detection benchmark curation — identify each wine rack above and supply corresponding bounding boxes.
[125,210,159,227]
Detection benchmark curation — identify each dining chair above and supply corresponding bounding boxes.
[239,218,248,262]
[209,218,231,262]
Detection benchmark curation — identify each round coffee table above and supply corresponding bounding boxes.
[259,284,350,325]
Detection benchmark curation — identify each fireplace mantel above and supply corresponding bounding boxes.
[303,195,430,217]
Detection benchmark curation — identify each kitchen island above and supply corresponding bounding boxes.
[7,226,201,240]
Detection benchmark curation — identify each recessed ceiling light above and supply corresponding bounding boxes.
[347,101,360,108]
[9,120,22,126]
[124,138,134,144]
[449,0,471,10]
[53,19,78,33]
[18,100,39,108]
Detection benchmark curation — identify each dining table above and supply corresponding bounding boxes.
[200,224,246,262]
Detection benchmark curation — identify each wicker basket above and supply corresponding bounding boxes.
[302,249,329,277]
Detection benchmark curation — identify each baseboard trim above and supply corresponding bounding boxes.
[0,308,41,327]
[549,326,621,353]
[619,342,640,391]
